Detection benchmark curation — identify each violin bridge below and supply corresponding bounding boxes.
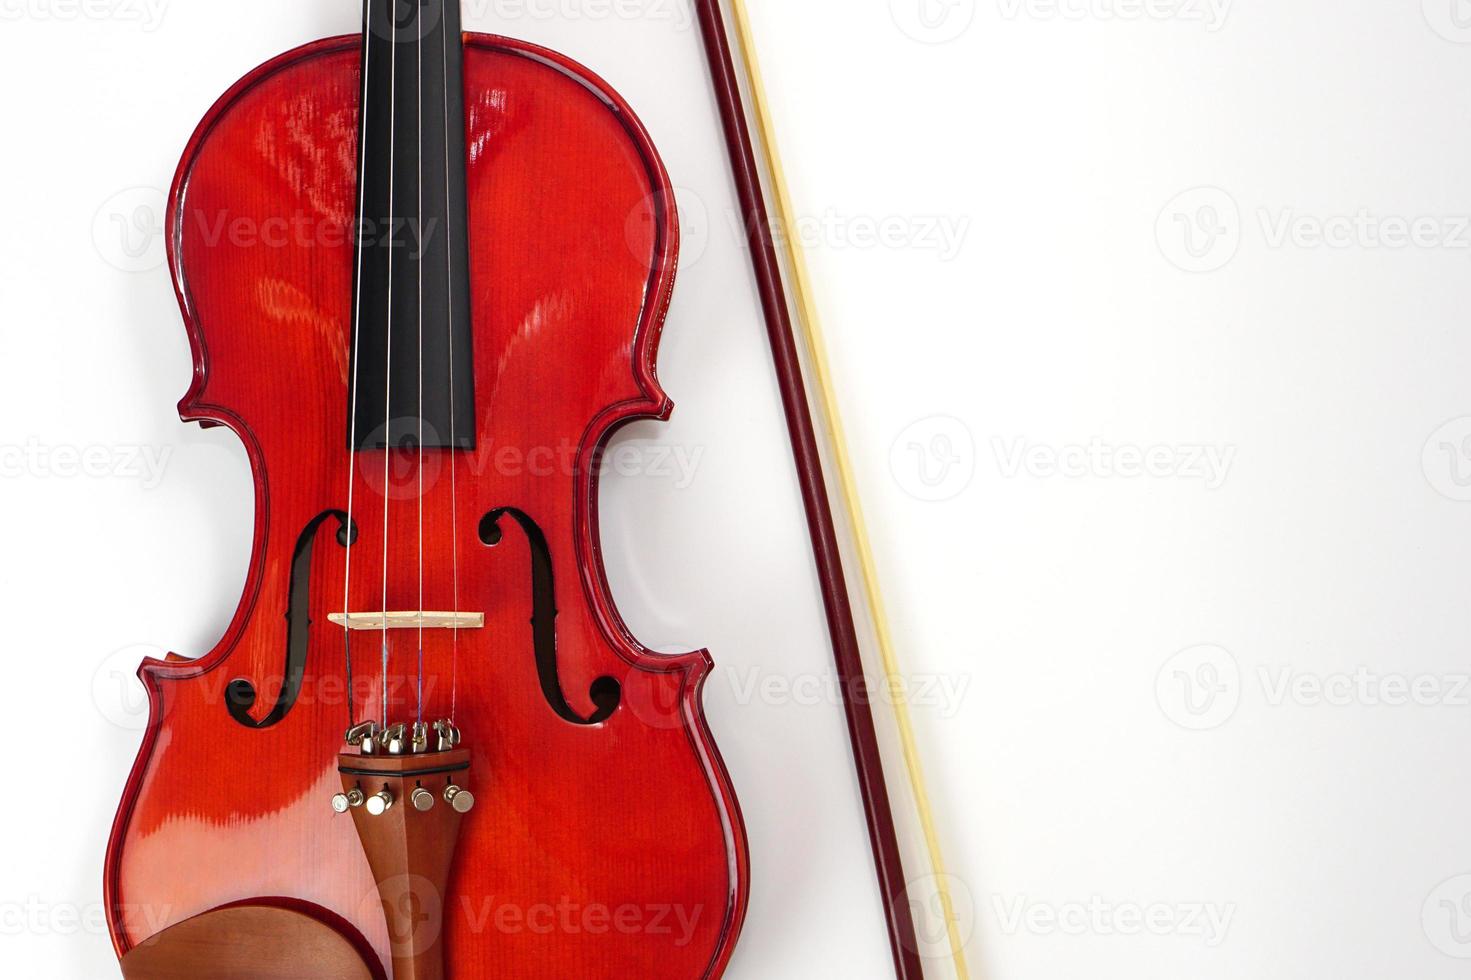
[327,611,485,631]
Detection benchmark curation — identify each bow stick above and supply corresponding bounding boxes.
[693,2,970,978]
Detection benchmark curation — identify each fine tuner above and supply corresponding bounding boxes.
[334,718,474,816]
[343,718,462,755]
[331,783,474,816]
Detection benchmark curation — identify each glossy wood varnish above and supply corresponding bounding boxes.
[119,903,385,980]
[105,34,748,979]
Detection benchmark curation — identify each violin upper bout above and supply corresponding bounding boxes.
[165,33,681,477]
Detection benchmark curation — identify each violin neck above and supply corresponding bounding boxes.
[350,0,477,452]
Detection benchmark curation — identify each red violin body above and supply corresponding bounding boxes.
[105,31,748,979]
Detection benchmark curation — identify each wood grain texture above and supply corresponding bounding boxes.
[119,903,383,980]
[105,34,748,979]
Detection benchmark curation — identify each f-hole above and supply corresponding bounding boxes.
[227,509,356,730]
[481,507,621,726]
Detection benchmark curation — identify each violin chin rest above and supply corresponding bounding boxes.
[119,902,383,980]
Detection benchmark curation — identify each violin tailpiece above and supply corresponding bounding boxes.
[335,744,476,980]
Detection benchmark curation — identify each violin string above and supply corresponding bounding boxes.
[415,0,426,727]
[381,0,400,729]
[442,0,460,727]
[343,0,377,733]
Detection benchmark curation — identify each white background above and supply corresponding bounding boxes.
[3,0,1471,977]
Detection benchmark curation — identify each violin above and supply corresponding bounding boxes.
[104,3,748,977]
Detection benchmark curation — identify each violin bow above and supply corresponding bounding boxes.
[693,2,970,978]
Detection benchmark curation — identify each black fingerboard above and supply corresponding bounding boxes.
[349,0,476,451]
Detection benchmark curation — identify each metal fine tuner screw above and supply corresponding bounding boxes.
[366,789,395,816]
[444,785,475,814]
[345,722,379,754]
